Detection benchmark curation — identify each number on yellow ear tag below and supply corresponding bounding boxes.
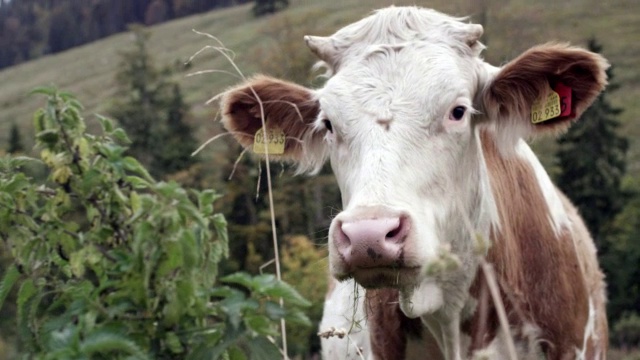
[253,127,285,155]
[531,90,562,124]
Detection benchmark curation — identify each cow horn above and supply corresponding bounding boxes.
[304,35,335,61]
[464,24,484,47]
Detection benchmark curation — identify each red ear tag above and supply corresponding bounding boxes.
[554,82,572,117]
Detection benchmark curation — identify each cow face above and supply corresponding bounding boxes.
[317,39,485,289]
[221,7,607,313]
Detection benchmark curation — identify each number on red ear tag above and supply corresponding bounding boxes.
[554,82,572,117]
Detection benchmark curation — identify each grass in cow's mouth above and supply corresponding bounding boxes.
[424,243,462,276]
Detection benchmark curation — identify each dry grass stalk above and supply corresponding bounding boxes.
[188,30,291,359]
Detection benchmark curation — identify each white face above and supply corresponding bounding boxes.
[316,42,485,288]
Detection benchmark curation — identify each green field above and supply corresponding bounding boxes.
[0,0,639,175]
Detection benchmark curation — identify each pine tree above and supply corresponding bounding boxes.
[7,123,24,153]
[252,0,289,17]
[154,84,197,174]
[110,25,197,178]
[555,38,628,245]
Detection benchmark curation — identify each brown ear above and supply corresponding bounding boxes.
[482,43,609,144]
[220,75,325,169]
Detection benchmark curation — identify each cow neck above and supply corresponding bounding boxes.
[463,130,590,358]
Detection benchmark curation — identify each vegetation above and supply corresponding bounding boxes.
[613,313,640,351]
[0,0,252,70]
[602,181,640,327]
[7,123,23,154]
[253,0,289,17]
[0,89,310,358]
[109,26,197,178]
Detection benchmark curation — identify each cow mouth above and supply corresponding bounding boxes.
[338,267,421,289]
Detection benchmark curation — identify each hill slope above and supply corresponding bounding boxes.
[0,0,638,175]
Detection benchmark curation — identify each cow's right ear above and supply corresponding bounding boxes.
[220,75,327,173]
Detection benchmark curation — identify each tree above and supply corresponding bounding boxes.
[0,88,310,358]
[7,123,24,154]
[555,38,628,244]
[110,26,197,178]
[602,181,640,323]
[252,0,288,17]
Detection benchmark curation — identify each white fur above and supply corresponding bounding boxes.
[309,7,500,360]
[576,297,597,360]
[320,280,372,360]
[294,6,587,360]
[515,140,571,234]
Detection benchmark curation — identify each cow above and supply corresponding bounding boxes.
[219,6,609,360]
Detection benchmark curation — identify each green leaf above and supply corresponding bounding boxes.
[1,172,30,194]
[29,86,57,97]
[122,157,152,181]
[213,214,229,247]
[284,309,312,327]
[245,336,281,360]
[244,315,277,336]
[221,272,255,290]
[80,329,150,360]
[227,346,248,360]
[187,321,244,360]
[17,279,38,349]
[33,109,46,133]
[264,301,285,321]
[69,250,86,278]
[125,175,151,189]
[0,265,20,311]
[36,129,59,145]
[95,114,114,133]
[111,128,132,144]
[165,331,184,354]
[254,275,311,308]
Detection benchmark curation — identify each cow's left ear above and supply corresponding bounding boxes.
[480,43,608,147]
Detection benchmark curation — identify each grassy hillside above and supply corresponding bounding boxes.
[0,0,638,175]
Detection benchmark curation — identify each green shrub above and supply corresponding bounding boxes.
[0,88,309,359]
[613,312,640,350]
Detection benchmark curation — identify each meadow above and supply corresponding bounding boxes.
[0,0,639,174]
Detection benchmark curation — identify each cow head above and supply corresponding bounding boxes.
[221,7,607,317]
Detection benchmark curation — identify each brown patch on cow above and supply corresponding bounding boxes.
[220,75,321,161]
[483,43,608,135]
[556,191,609,357]
[365,289,422,360]
[463,130,599,359]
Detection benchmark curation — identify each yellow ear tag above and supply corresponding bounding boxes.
[531,90,562,124]
[253,127,285,155]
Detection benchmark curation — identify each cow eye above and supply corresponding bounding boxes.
[322,119,334,133]
[450,106,466,121]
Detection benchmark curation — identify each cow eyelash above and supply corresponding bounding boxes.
[450,106,466,121]
[322,119,334,133]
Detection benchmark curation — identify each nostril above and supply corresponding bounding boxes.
[386,227,401,239]
[334,220,351,247]
[385,216,408,243]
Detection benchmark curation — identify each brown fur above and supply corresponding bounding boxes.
[557,191,609,357]
[365,289,423,359]
[483,43,609,135]
[461,131,607,359]
[220,75,320,161]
